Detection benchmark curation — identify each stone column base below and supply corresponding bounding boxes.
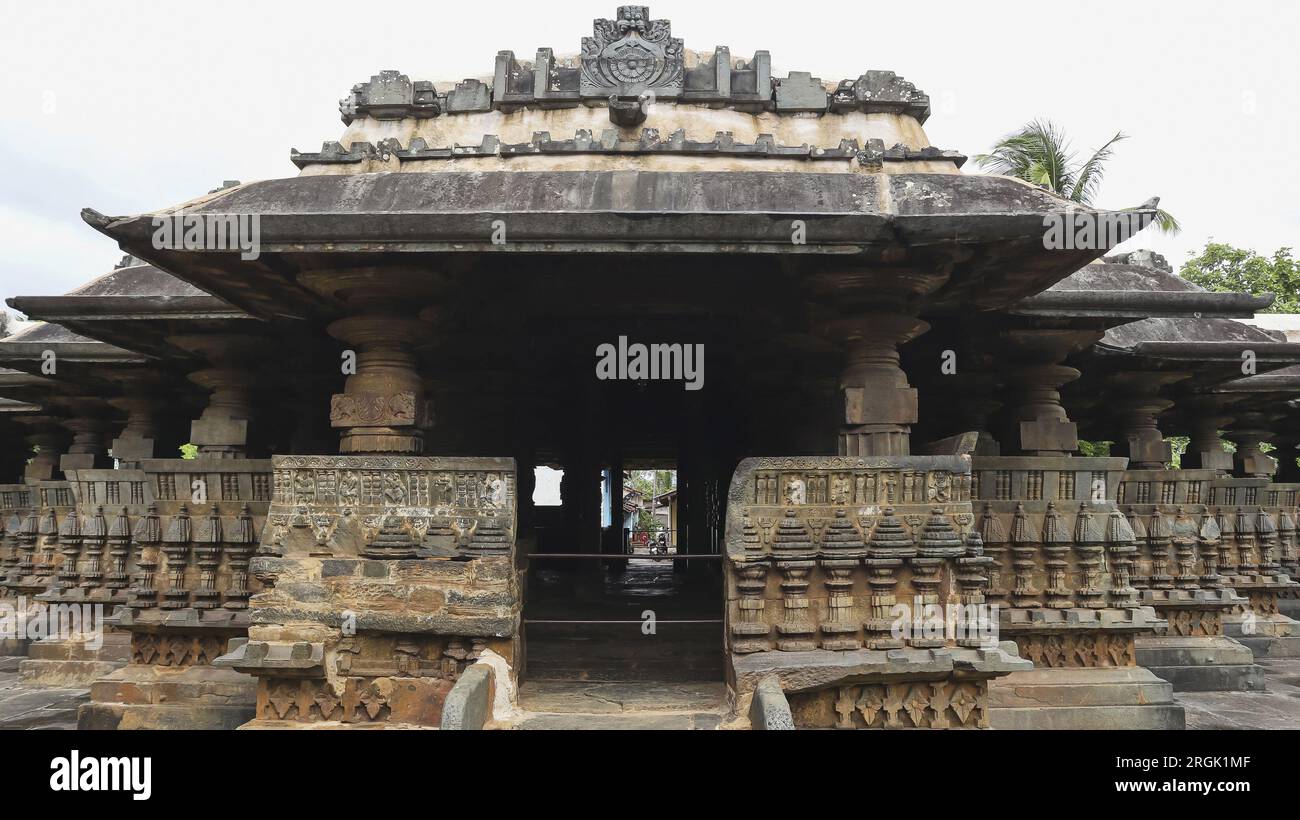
[77,664,256,730]
[987,667,1185,730]
[1135,635,1265,692]
[18,631,131,688]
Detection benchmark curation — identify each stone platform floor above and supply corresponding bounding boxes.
[508,680,728,730]
[1178,660,1300,730]
[0,656,88,730]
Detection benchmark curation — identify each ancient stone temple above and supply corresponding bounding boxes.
[2,7,1298,730]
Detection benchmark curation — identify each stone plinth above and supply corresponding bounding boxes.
[721,455,1033,728]
[63,460,271,726]
[987,667,1185,730]
[1117,467,1263,691]
[1207,476,1300,658]
[219,455,520,728]
[19,631,131,687]
[971,455,1190,726]
[735,644,1029,729]
[0,482,75,664]
[1134,635,1264,692]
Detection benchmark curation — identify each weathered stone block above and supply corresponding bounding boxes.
[748,675,794,730]
[441,663,493,729]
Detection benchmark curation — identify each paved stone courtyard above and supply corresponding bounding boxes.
[0,656,87,730]
[1179,660,1300,729]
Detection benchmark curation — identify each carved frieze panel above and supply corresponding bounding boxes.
[329,392,427,430]
[788,679,989,729]
[259,677,394,724]
[264,456,516,560]
[727,456,974,563]
[1158,608,1223,637]
[1014,633,1135,668]
[131,633,229,667]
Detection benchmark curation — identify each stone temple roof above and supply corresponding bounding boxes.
[6,254,257,367]
[1010,250,1273,320]
[82,7,1158,325]
[1082,251,1300,380]
[66,255,208,297]
[8,255,248,322]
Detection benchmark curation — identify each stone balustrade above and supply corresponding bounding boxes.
[723,456,1031,729]
[64,459,272,729]
[213,455,521,728]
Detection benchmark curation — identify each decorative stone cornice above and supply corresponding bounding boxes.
[334,7,929,125]
[290,132,966,170]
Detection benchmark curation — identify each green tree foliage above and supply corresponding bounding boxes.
[1180,242,1300,313]
[1077,440,1112,457]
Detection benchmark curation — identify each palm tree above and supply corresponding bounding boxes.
[973,119,1179,234]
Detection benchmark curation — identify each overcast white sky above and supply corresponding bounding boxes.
[1,0,1297,310]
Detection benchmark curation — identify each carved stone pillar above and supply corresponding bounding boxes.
[1224,412,1280,479]
[18,417,68,482]
[1109,372,1188,469]
[1179,398,1234,473]
[108,397,160,465]
[995,329,1101,456]
[295,267,443,456]
[59,409,114,473]
[189,369,253,458]
[327,314,431,455]
[807,265,947,458]
[827,315,927,457]
[168,334,263,459]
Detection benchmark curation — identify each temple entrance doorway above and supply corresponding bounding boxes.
[522,455,725,685]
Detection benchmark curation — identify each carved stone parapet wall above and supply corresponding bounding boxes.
[723,455,1031,728]
[205,455,521,728]
[1,481,75,599]
[54,462,271,616]
[1201,477,1299,617]
[726,455,979,654]
[1117,468,1245,635]
[970,456,1171,666]
[261,455,516,560]
[42,460,275,725]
